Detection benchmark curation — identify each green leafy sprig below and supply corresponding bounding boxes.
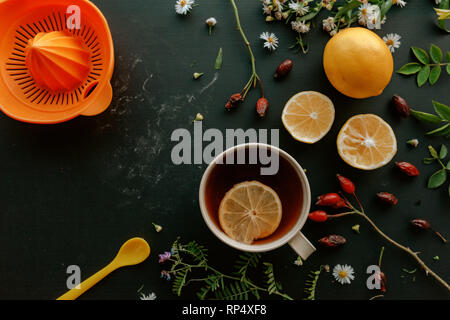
[303,266,325,300]
[397,45,450,87]
[423,145,450,197]
[410,101,450,138]
[164,238,293,300]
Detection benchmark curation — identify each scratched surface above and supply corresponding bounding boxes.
[0,0,449,299]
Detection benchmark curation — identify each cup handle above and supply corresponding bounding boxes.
[288,231,316,260]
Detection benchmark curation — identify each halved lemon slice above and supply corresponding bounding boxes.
[218,181,282,244]
[282,91,335,144]
[337,114,397,170]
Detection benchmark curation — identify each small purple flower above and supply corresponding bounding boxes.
[160,270,171,281]
[158,252,171,263]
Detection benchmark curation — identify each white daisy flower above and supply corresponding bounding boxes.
[291,20,310,33]
[260,32,279,51]
[272,0,284,11]
[383,33,401,53]
[289,1,309,16]
[393,0,407,7]
[322,16,336,32]
[140,292,157,300]
[332,264,355,285]
[435,0,441,4]
[358,3,375,26]
[175,0,194,15]
[263,4,272,15]
[367,6,382,30]
[206,17,217,27]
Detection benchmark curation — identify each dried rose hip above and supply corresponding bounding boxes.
[332,198,349,209]
[308,210,328,222]
[225,93,243,109]
[274,59,293,79]
[256,98,269,117]
[411,219,431,230]
[318,235,346,247]
[337,174,355,194]
[316,193,342,206]
[376,192,398,205]
[395,162,420,177]
[410,219,448,243]
[392,95,411,118]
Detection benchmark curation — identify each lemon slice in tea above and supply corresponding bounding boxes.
[218,181,282,244]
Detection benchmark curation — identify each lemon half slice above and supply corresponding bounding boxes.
[218,181,282,244]
[337,114,397,170]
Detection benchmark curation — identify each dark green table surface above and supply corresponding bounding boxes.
[0,0,448,300]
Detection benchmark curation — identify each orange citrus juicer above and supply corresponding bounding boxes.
[0,0,114,124]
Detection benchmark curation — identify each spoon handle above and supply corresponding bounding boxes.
[57,262,118,300]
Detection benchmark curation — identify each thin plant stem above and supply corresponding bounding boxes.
[167,258,293,300]
[378,247,385,268]
[329,194,450,291]
[228,0,263,100]
[354,211,450,291]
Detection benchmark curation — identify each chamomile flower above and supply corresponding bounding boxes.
[260,32,279,51]
[175,0,194,15]
[393,0,407,7]
[289,1,309,16]
[291,20,310,33]
[272,0,284,11]
[332,264,355,285]
[367,6,383,30]
[383,33,401,53]
[358,3,375,26]
[140,292,157,300]
[322,16,336,32]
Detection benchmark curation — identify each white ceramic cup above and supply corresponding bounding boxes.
[198,143,316,260]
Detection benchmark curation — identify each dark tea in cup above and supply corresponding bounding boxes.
[203,144,304,244]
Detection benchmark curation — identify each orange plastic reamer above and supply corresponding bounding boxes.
[0,0,114,124]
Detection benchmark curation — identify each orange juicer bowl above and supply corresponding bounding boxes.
[0,0,114,124]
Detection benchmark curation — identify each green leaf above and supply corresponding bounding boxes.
[429,66,441,85]
[447,64,450,75]
[428,169,447,189]
[440,145,448,159]
[334,0,361,19]
[429,145,439,158]
[447,51,450,62]
[447,160,450,170]
[396,62,422,75]
[417,65,430,87]
[411,47,430,64]
[433,101,450,121]
[214,47,223,70]
[423,157,436,164]
[430,44,443,63]
[380,0,393,18]
[410,109,444,124]
[426,123,450,136]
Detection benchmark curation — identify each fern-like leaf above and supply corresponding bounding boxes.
[172,267,190,296]
[263,262,282,295]
[234,252,261,279]
[214,281,252,300]
[303,267,323,300]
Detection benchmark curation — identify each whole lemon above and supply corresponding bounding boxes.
[323,28,393,99]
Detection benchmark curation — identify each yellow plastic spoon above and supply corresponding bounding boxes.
[57,237,150,300]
